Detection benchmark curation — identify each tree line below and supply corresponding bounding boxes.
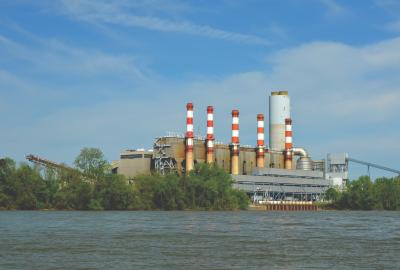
[0,148,249,210]
[325,176,400,210]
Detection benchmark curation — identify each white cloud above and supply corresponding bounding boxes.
[265,39,400,120]
[58,0,270,45]
[0,34,148,79]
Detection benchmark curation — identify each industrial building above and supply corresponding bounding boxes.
[24,93,399,206]
[111,149,153,179]
[111,91,361,204]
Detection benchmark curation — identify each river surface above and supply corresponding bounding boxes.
[0,211,399,269]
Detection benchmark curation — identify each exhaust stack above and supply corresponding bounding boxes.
[230,110,240,175]
[284,118,293,169]
[256,114,265,168]
[206,106,214,164]
[185,103,194,173]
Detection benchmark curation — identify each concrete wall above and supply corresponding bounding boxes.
[112,149,153,179]
[112,158,151,179]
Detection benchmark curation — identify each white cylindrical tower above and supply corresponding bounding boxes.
[269,91,290,168]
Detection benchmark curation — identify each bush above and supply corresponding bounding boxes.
[132,163,249,210]
[0,151,249,211]
[329,176,400,210]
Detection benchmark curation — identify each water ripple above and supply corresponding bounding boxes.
[0,211,399,269]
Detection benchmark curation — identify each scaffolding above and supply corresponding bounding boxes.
[153,139,177,175]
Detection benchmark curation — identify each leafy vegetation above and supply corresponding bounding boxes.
[325,176,400,210]
[0,148,249,210]
[2,148,398,211]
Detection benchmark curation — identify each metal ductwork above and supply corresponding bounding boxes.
[292,147,313,171]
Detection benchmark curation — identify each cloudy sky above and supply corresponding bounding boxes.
[1,0,400,178]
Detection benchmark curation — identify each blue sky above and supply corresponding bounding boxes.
[1,0,400,179]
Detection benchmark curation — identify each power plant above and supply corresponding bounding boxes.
[107,91,400,206]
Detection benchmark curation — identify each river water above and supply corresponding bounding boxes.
[0,211,399,269]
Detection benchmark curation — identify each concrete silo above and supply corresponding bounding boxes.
[269,91,290,168]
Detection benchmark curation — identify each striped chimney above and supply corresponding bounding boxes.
[230,110,240,175]
[284,118,293,169]
[231,110,239,144]
[256,114,265,168]
[185,103,194,172]
[206,106,214,164]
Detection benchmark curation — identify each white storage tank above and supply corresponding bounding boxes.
[269,91,290,168]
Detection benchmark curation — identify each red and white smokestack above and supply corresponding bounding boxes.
[230,110,240,175]
[256,114,265,168]
[185,103,194,172]
[284,118,293,169]
[206,106,214,164]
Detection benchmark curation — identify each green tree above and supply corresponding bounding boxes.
[154,173,185,210]
[374,177,400,210]
[0,154,249,211]
[347,176,376,210]
[95,174,135,210]
[325,187,339,201]
[328,176,399,210]
[132,164,248,210]
[0,158,16,181]
[53,169,92,210]
[74,147,109,179]
[12,164,47,209]
[133,174,161,210]
[184,163,249,210]
[42,168,60,208]
[0,158,16,209]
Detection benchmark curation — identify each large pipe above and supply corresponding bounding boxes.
[230,110,240,175]
[206,106,214,164]
[292,147,309,157]
[185,103,194,173]
[256,114,265,168]
[284,118,293,169]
